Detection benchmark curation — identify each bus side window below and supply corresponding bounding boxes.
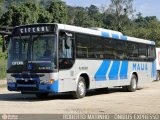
[139,44,147,60]
[77,46,88,58]
[59,31,74,69]
[148,45,156,60]
[127,43,138,60]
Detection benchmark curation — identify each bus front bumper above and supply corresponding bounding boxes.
[7,80,59,93]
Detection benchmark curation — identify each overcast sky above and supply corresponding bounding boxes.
[63,0,160,19]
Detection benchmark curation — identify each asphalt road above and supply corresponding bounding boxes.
[0,80,160,114]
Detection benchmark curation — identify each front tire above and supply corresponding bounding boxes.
[127,75,138,92]
[72,76,86,99]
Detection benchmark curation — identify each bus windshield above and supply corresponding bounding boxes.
[8,34,57,72]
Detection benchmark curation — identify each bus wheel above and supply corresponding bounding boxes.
[72,76,86,99]
[36,93,49,99]
[127,75,137,92]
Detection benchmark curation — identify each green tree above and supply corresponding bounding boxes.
[0,1,51,26]
[134,13,157,28]
[67,6,103,27]
[124,16,160,46]
[87,5,104,27]
[106,0,134,31]
[73,7,92,27]
[47,0,67,23]
[0,0,4,15]
[66,6,77,25]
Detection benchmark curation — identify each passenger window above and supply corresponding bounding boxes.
[148,45,156,60]
[76,34,91,58]
[139,44,147,59]
[126,43,138,60]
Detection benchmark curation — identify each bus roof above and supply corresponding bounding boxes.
[57,23,155,45]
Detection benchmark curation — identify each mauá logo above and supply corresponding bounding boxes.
[133,63,148,71]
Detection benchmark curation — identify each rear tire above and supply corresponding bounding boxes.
[127,75,138,92]
[72,76,86,99]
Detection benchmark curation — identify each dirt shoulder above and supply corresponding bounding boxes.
[0,80,160,114]
[0,79,7,87]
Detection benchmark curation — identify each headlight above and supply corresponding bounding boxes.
[40,80,49,84]
[8,79,16,83]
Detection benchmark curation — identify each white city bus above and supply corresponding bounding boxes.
[6,23,156,98]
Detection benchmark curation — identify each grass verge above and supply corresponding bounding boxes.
[0,59,7,79]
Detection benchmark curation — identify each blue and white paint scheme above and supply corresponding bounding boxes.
[56,24,156,92]
[7,23,156,96]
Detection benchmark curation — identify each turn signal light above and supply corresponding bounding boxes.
[50,79,55,84]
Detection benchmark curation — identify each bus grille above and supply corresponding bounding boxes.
[17,87,38,91]
[17,80,37,85]
[11,74,44,78]
[16,80,38,91]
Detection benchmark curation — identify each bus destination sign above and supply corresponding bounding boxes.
[20,26,50,34]
[12,24,56,35]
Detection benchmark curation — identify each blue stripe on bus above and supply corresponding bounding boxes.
[108,61,120,80]
[50,80,59,92]
[119,61,128,79]
[112,34,119,39]
[151,61,156,78]
[120,35,127,41]
[101,32,109,38]
[39,80,59,93]
[94,60,111,81]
